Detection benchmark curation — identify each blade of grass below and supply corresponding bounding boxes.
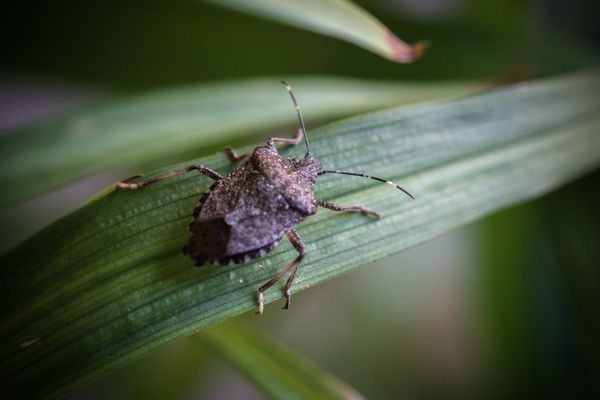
[1,70,599,398]
[0,77,473,206]
[199,320,364,400]
[204,0,428,62]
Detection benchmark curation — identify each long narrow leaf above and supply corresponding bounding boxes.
[0,77,472,206]
[2,71,599,398]
[200,321,364,400]
[204,0,428,62]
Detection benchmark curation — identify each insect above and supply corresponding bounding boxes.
[117,82,414,314]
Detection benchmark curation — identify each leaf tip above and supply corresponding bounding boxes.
[386,32,430,63]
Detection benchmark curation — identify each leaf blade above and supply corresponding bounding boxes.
[200,321,364,400]
[204,0,427,62]
[0,77,473,206]
[2,70,599,398]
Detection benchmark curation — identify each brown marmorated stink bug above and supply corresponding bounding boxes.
[117,82,414,314]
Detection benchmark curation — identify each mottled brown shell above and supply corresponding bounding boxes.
[183,146,321,266]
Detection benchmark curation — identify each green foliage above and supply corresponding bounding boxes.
[206,0,427,62]
[0,78,473,206]
[200,320,364,400]
[2,70,599,398]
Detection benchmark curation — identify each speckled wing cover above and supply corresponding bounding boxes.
[186,146,319,264]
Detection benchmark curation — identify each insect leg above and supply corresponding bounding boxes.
[316,199,381,219]
[256,229,306,314]
[116,165,223,190]
[224,146,249,162]
[267,128,304,150]
[227,128,303,160]
[281,229,306,310]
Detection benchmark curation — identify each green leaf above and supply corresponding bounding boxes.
[199,320,364,400]
[204,0,428,62]
[2,70,600,398]
[0,77,472,206]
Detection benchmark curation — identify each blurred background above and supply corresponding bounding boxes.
[1,0,599,399]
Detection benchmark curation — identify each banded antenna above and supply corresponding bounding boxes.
[281,80,311,156]
[319,170,415,200]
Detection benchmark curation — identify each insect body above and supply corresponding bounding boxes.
[117,82,413,314]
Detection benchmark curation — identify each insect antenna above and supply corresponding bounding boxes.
[319,170,415,199]
[281,80,311,156]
